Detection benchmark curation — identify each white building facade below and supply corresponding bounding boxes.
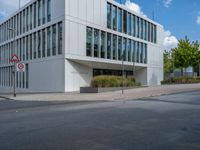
[0,0,165,93]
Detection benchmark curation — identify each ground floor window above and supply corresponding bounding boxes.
[93,69,133,77]
[0,64,29,89]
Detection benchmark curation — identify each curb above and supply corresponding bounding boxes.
[0,96,13,101]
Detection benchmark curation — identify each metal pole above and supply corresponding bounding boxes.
[9,28,16,97]
[199,64,200,77]
[122,55,124,95]
[13,30,16,97]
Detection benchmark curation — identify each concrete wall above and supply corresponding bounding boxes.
[65,60,92,92]
[29,57,65,92]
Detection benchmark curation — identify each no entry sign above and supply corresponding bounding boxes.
[17,63,25,72]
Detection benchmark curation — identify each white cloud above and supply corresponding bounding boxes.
[197,16,200,25]
[125,0,147,17]
[163,0,172,8]
[163,30,178,51]
[0,0,30,21]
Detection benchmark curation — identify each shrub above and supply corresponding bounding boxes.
[161,77,200,85]
[91,75,137,88]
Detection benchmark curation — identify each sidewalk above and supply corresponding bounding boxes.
[1,84,200,101]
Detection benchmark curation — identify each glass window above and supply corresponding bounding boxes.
[141,19,143,39]
[148,22,150,42]
[34,3,36,28]
[47,27,51,56]
[86,27,92,57]
[94,29,99,58]
[144,20,147,40]
[26,8,28,31]
[30,35,32,60]
[107,33,111,59]
[47,0,51,22]
[128,13,131,35]
[42,0,45,24]
[122,38,126,61]
[135,16,138,38]
[132,15,135,37]
[34,33,36,59]
[26,36,29,61]
[38,0,41,26]
[144,44,147,64]
[154,25,157,43]
[58,22,63,55]
[42,29,46,57]
[118,8,122,32]
[23,11,25,33]
[107,3,112,29]
[140,43,143,63]
[128,39,131,62]
[132,40,135,62]
[113,35,117,60]
[30,6,32,30]
[137,17,140,38]
[101,31,106,58]
[151,23,154,43]
[21,12,24,34]
[38,31,41,58]
[112,6,117,31]
[22,38,25,61]
[52,25,56,56]
[118,36,122,60]
[136,42,139,63]
[123,10,127,34]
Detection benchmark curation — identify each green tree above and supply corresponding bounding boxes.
[172,37,200,71]
[164,50,173,73]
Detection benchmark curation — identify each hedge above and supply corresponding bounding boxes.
[161,77,200,84]
[91,75,136,88]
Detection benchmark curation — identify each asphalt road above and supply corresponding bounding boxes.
[0,91,200,150]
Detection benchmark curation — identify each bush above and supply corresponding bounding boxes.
[91,75,137,88]
[161,77,200,85]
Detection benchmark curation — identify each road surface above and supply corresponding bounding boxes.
[0,91,200,150]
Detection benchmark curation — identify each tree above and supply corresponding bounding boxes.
[164,50,173,73]
[172,37,200,71]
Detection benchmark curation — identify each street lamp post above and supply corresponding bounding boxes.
[121,52,125,95]
[8,28,17,97]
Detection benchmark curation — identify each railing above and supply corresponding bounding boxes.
[164,72,198,80]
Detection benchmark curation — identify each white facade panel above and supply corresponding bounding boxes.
[65,60,92,92]
[0,0,165,93]
[78,0,87,21]
[70,0,79,18]
[86,0,94,23]
[29,58,65,92]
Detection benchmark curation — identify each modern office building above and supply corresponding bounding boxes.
[0,0,165,93]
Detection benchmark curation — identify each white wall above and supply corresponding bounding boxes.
[146,25,164,86]
[65,60,92,92]
[29,57,65,92]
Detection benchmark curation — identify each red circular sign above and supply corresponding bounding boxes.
[18,63,25,70]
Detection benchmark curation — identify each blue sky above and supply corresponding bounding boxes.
[119,0,200,41]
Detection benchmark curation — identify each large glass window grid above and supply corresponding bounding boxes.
[107,2,157,44]
[0,0,52,44]
[0,22,63,67]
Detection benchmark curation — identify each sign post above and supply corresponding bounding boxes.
[10,54,20,97]
[17,63,25,72]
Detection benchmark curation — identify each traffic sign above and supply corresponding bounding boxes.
[10,54,20,63]
[17,63,25,72]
